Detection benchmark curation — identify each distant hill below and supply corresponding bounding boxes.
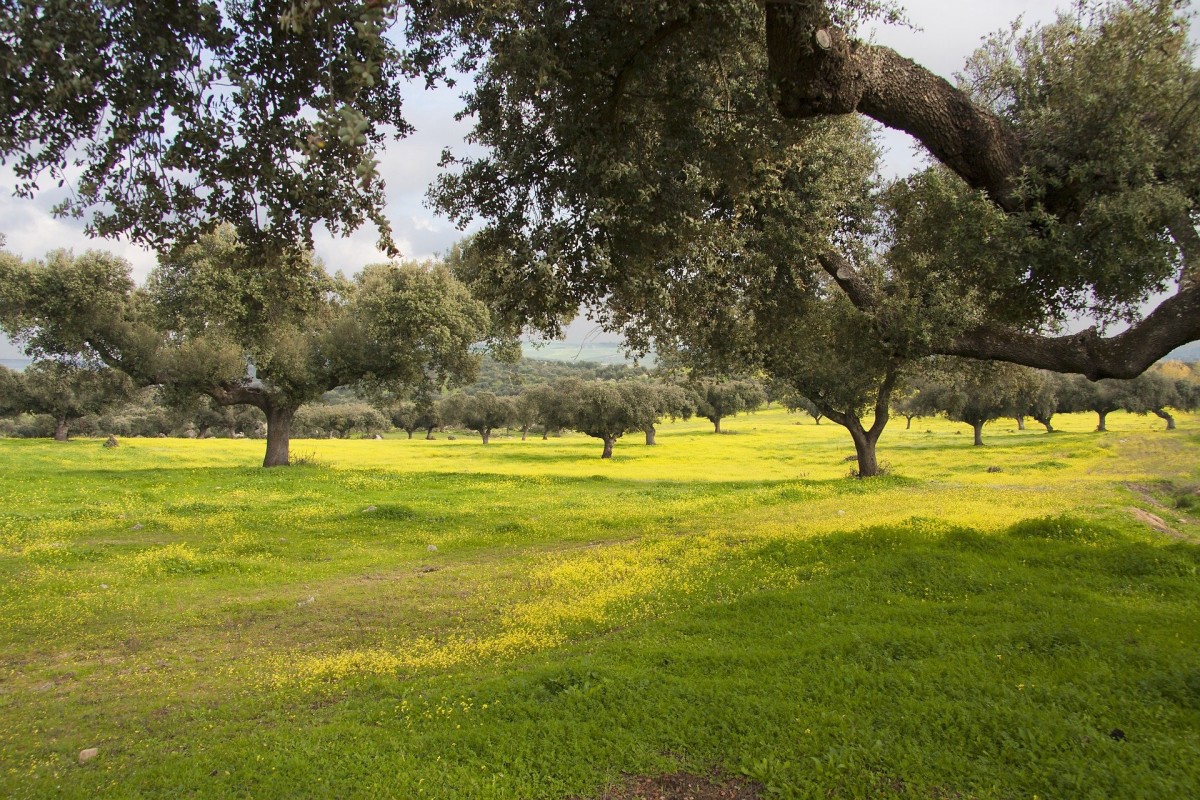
[521,340,650,366]
[1165,342,1200,363]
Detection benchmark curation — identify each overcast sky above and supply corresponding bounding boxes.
[0,2,1069,359]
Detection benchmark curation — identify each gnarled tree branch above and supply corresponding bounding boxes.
[818,251,1200,380]
[765,2,1024,211]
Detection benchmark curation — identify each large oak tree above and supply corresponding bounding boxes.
[414,0,1199,380]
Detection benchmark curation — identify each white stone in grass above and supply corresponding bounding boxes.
[78,748,98,764]
[130,523,143,531]
[297,596,315,607]
[363,506,377,513]
[99,584,109,590]
[427,544,438,552]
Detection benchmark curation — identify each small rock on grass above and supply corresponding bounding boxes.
[78,748,98,764]
[363,505,377,513]
[427,544,438,552]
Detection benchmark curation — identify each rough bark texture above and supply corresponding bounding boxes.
[521,427,529,441]
[645,425,657,446]
[480,428,491,445]
[601,436,615,459]
[263,405,295,467]
[1034,414,1055,433]
[712,417,722,434]
[1154,408,1176,430]
[53,417,68,442]
[1014,416,1025,431]
[972,421,985,446]
[1096,411,1108,432]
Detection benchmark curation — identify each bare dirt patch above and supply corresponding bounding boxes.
[581,771,761,800]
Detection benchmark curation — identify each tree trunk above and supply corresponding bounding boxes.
[263,405,296,467]
[846,421,881,478]
[480,428,491,445]
[905,414,915,430]
[1014,415,1025,431]
[406,430,414,439]
[542,429,550,440]
[425,429,435,440]
[601,436,615,459]
[1154,408,1176,430]
[973,421,985,446]
[1035,414,1055,433]
[713,417,722,434]
[1096,411,1108,432]
[645,425,657,445]
[521,425,529,441]
[53,416,69,442]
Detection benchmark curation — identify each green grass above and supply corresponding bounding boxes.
[1,409,1198,798]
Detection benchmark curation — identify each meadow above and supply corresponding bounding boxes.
[1,408,1198,799]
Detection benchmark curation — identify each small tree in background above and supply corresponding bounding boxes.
[690,379,765,434]
[526,382,577,440]
[923,360,1028,446]
[640,383,693,445]
[1060,376,1128,433]
[444,392,515,444]
[12,360,133,441]
[566,381,646,459]
[511,392,542,441]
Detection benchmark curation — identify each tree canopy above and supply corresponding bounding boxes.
[417,0,1200,379]
[0,0,414,257]
[0,234,491,465]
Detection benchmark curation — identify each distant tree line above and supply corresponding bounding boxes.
[895,361,1200,445]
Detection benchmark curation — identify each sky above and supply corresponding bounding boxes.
[0,1,1071,359]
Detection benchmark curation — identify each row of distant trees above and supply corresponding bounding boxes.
[890,361,1200,446]
[0,364,767,459]
[5,352,1197,463]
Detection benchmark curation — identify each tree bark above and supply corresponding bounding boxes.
[1014,415,1025,431]
[712,417,721,434]
[263,405,296,467]
[406,430,414,439]
[1034,414,1055,433]
[1154,408,1176,430]
[846,420,881,478]
[645,425,657,445]
[542,430,549,440]
[480,428,491,445]
[1096,411,1108,432]
[904,414,915,430]
[521,425,529,441]
[425,428,436,440]
[601,436,615,459]
[53,416,69,442]
[972,421,985,447]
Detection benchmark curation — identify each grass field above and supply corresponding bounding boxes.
[1,408,1198,798]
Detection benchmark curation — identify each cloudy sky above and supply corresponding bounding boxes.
[0,1,1067,358]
